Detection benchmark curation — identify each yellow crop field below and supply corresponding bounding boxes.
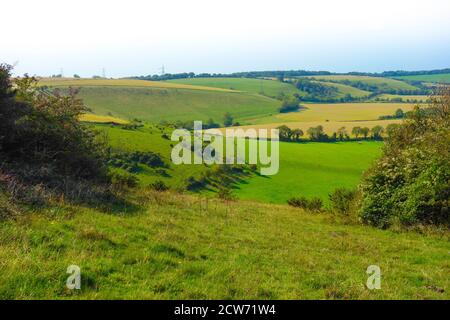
[275,102,417,122]
[38,78,238,93]
[79,113,129,124]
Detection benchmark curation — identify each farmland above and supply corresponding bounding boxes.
[301,75,419,91]
[2,68,449,301]
[167,77,301,98]
[40,78,423,129]
[310,80,371,98]
[394,73,450,84]
[79,114,129,124]
[38,78,238,92]
[274,102,415,122]
[96,124,385,203]
[40,80,281,125]
[235,141,382,204]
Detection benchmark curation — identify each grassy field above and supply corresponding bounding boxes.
[235,141,382,203]
[168,77,300,98]
[97,125,384,203]
[301,75,418,91]
[394,73,450,84]
[98,125,209,190]
[39,78,237,92]
[60,86,279,124]
[310,80,371,98]
[0,190,448,299]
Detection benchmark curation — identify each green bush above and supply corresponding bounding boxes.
[217,186,235,201]
[359,89,450,228]
[109,171,138,189]
[287,196,323,211]
[149,180,169,192]
[185,176,206,191]
[0,65,107,183]
[329,188,357,214]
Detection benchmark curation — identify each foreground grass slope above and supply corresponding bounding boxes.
[0,190,448,299]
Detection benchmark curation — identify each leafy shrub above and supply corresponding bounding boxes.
[149,180,169,192]
[109,171,138,189]
[359,89,450,228]
[185,176,206,191]
[0,66,107,181]
[329,188,357,214]
[287,196,323,211]
[108,151,166,173]
[217,186,235,201]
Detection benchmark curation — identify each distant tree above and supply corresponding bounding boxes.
[291,128,304,141]
[352,126,362,138]
[385,123,399,137]
[337,127,347,141]
[361,127,370,139]
[205,118,219,128]
[371,125,384,139]
[395,108,405,118]
[307,125,325,141]
[278,97,299,113]
[223,112,233,127]
[277,125,292,141]
[73,74,80,78]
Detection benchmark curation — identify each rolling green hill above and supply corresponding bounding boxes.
[98,125,382,203]
[311,80,371,98]
[40,79,281,125]
[302,75,419,91]
[394,73,450,83]
[167,77,300,98]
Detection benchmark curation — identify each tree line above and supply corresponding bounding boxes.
[129,68,450,83]
[277,124,388,142]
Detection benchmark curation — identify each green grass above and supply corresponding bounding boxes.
[394,73,450,84]
[98,125,383,204]
[167,77,300,98]
[98,124,208,189]
[302,75,419,91]
[310,80,371,98]
[0,190,448,299]
[235,141,382,204]
[74,86,279,124]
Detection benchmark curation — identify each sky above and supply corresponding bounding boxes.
[2,0,450,77]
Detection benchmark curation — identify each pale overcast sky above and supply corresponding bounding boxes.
[2,0,450,77]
